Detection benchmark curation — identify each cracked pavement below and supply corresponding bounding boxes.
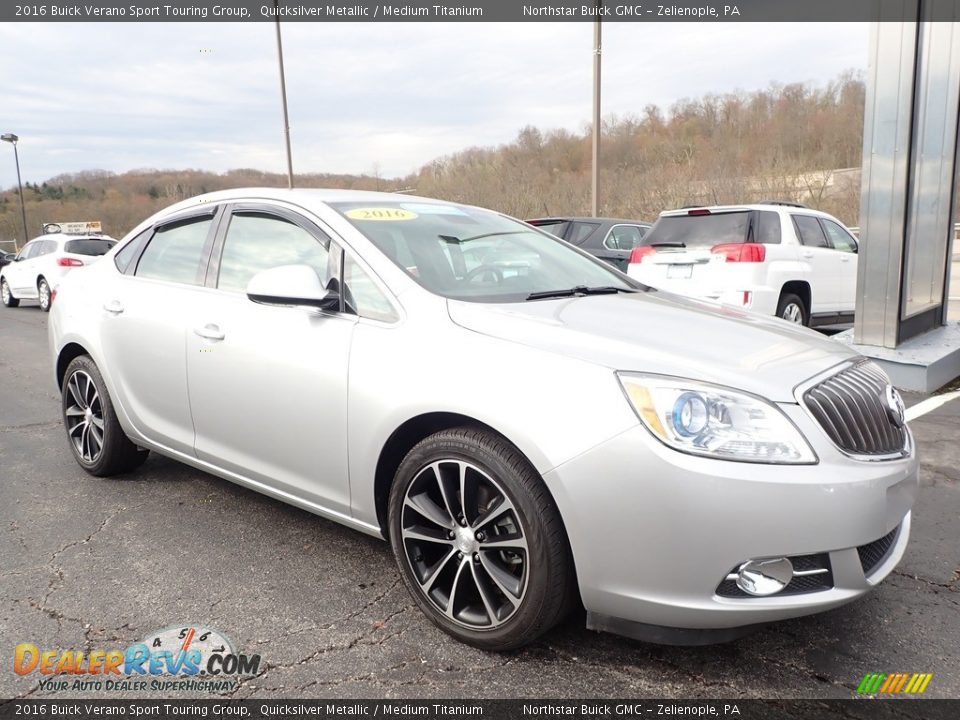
[1,306,957,700]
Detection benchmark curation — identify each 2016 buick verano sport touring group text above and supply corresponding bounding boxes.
[46,189,917,650]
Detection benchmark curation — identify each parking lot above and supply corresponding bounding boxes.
[1,304,958,701]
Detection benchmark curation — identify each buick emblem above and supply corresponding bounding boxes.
[885,385,906,428]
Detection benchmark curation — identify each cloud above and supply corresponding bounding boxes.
[0,21,867,185]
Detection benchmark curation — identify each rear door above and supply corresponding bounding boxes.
[98,209,220,455]
[791,214,839,313]
[819,218,858,314]
[4,241,38,294]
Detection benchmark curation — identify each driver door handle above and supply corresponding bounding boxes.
[103,301,124,315]
[194,323,225,341]
[800,251,814,259]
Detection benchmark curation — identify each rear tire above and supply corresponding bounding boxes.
[776,293,808,326]
[61,355,149,477]
[388,427,576,651]
[38,277,51,312]
[1,279,18,308]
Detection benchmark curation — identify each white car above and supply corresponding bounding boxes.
[1,232,117,312]
[627,202,859,327]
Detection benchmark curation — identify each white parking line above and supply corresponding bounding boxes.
[905,390,960,421]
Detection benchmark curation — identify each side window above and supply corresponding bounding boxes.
[603,225,644,251]
[568,221,600,244]
[35,240,55,257]
[17,243,36,260]
[821,219,858,253]
[343,254,398,323]
[792,215,829,248]
[755,211,782,244]
[135,216,213,285]
[217,212,330,293]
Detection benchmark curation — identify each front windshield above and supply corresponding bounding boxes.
[329,201,636,302]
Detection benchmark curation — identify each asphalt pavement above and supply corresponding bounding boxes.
[1,303,958,700]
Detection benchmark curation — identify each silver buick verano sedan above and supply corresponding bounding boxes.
[48,189,918,650]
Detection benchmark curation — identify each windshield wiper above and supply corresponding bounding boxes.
[525,285,639,301]
[439,231,528,244]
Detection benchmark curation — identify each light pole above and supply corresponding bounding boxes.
[1,133,29,249]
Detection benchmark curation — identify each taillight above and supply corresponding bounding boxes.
[711,243,766,262]
[56,257,84,267]
[629,246,657,264]
[687,208,711,216]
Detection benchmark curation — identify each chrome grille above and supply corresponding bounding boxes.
[803,361,907,457]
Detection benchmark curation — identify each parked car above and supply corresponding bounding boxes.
[1,231,117,311]
[627,202,859,327]
[49,189,916,650]
[0,251,16,269]
[526,216,651,271]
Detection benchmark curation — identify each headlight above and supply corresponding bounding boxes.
[618,373,816,464]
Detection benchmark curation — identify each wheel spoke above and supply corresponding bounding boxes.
[432,462,458,523]
[473,496,515,532]
[80,423,92,461]
[90,415,104,431]
[64,405,85,418]
[445,557,470,618]
[67,375,85,409]
[470,560,501,626]
[480,534,528,552]
[404,492,454,530]
[68,419,86,438]
[419,548,457,591]
[88,423,103,455]
[479,552,523,600]
[458,462,469,524]
[401,526,454,546]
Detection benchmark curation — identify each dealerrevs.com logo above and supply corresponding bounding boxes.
[14,625,261,693]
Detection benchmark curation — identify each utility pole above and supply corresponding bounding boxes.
[274,0,295,189]
[591,14,602,217]
[1,133,28,248]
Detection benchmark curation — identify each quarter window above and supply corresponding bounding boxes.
[343,254,398,323]
[792,215,829,248]
[135,216,213,285]
[755,211,782,244]
[216,212,330,293]
[568,221,600,244]
[820,219,858,253]
[603,225,645,251]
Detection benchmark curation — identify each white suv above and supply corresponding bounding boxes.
[1,232,117,312]
[626,202,859,327]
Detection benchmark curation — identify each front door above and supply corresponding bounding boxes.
[185,206,356,515]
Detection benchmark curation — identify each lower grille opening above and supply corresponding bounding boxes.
[857,525,900,577]
[716,553,833,598]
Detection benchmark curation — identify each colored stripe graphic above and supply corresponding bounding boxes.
[857,672,932,694]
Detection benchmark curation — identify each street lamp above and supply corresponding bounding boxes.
[1,133,29,249]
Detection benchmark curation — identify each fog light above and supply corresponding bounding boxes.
[736,557,793,596]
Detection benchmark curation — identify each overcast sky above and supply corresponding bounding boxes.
[0,22,868,186]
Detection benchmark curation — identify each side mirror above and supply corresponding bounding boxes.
[246,264,339,312]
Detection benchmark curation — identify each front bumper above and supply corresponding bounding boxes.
[543,408,918,637]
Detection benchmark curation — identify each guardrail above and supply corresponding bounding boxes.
[0,239,19,254]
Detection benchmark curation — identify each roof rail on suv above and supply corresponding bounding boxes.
[757,200,808,209]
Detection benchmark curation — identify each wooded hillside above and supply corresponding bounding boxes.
[0,72,866,247]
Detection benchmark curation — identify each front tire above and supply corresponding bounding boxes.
[1,279,18,308]
[38,277,51,312]
[388,427,575,651]
[776,292,808,326]
[61,355,149,477]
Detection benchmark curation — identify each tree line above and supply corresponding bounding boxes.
[0,71,867,246]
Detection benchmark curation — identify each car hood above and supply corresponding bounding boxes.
[447,291,858,403]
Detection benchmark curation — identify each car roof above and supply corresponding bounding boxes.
[659,204,835,218]
[528,217,651,225]
[26,233,116,243]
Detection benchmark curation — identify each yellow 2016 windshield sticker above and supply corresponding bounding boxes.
[345,208,418,221]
